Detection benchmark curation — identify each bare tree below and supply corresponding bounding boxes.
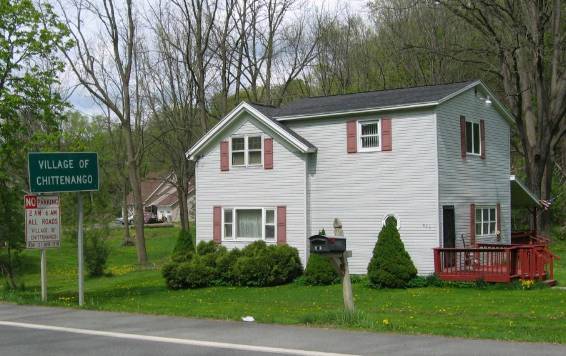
[171,0,219,131]
[58,0,148,263]
[437,0,566,230]
[142,0,201,231]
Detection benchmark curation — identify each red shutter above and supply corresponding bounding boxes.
[381,117,392,151]
[220,141,229,171]
[496,203,501,233]
[346,120,357,153]
[264,138,273,169]
[277,206,286,245]
[213,206,221,243]
[470,203,476,246]
[460,116,467,159]
[480,119,486,159]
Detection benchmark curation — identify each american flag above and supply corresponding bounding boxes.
[539,198,554,210]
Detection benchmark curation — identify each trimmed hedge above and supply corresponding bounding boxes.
[303,254,339,285]
[367,219,417,288]
[162,240,302,289]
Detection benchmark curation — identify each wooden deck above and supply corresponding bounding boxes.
[434,243,556,283]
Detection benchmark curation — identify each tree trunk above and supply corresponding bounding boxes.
[123,123,148,264]
[121,181,133,246]
[177,185,189,231]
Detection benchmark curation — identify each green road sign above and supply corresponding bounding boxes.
[28,152,99,193]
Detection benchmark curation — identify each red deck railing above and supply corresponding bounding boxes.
[433,243,556,283]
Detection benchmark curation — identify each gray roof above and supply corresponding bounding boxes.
[271,80,477,118]
[249,103,316,150]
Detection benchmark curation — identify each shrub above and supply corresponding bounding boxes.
[162,262,183,289]
[163,238,302,289]
[233,255,272,286]
[367,220,417,288]
[265,244,303,285]
[215,248,241,285]
[172,229,195,262]
[84,226,110,277]
[175,256,216,289]
[197,240,224,256]
[303,254,339,286]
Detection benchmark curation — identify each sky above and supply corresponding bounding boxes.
[66,0,369,116]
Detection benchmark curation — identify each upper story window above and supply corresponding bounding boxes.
[475,206,496,236]
[466,121,481,155]
[231,135,263,167]
[358,119,380,151]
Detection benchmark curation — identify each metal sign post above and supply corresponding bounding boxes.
[27,152,99,306]
[40,249,47,302]
[77,192,84,306]
[25,194,61,302]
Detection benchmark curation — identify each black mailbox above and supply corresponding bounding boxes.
[309,235,346,254]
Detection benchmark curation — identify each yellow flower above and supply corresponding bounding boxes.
[382,319,389,325]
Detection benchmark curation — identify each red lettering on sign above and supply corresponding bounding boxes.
[24,195,37,209]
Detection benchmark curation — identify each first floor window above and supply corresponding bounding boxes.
[466,121,480,155]
[476,206,496,236]
[265,209,275,240]
[224,208,233,238]
[223,208,276,240]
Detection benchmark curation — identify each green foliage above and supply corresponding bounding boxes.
[303,254,339,286]
[175,256,215,289]
[162,240,302,289]
[84,226,111,277]
[172,229,195,262]
[233,242,303,287]
[0,0,71,176]
[367,220,417,288]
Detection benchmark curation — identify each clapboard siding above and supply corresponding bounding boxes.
[287,112,439,275]
[195,115,307,264]
[436,89,511,247]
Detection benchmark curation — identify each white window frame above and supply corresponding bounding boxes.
[357,119,381,152]
[466,120,481,156]
[230,134,263,168]
[221,207,277,241]
[475,206,497,236]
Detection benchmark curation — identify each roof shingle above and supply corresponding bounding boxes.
[271,80,477,118]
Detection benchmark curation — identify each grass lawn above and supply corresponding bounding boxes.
[1,225,565,344]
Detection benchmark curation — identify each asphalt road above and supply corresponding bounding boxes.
[0,304,565,356]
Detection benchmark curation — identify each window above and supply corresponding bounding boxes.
[358,120,380,151]
[265,209,275,240]
[231,135,263,167]
[222,207,276,240]
[382,213,401,230]
[476,206,497,236]
[466,121,480,155]
[248,136,262,165]
[231,138,245,166]
[223,208,233,239]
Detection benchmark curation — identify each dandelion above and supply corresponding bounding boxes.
[382,319,389,325]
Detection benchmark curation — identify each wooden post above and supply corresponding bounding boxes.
[329,251,354,313]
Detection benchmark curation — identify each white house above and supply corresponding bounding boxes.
[126,173,195,223]
[187,80,518,275]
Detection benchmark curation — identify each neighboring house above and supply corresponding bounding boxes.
[187,80,528,275]
[126,173,195,223]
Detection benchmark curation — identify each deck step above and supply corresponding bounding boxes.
[543,279,558,287]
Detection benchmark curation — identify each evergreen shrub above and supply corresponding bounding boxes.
[303,254,339,286]
[162,239,302,289]
[367,220,417,288]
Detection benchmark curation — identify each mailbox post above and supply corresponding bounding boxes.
[309,235,355,312]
